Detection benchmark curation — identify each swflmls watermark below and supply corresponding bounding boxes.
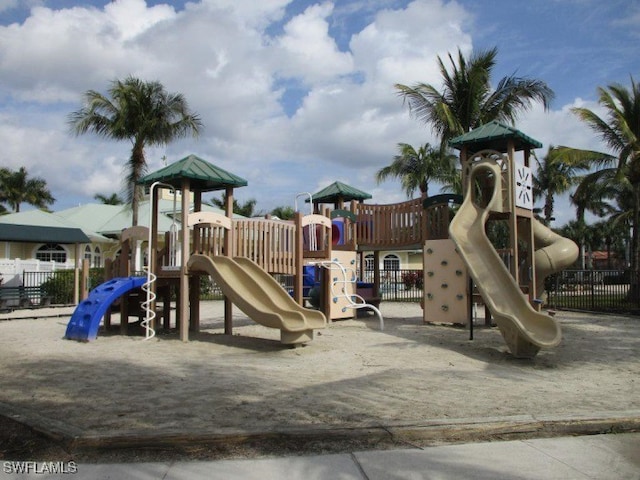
[3,461,78,475]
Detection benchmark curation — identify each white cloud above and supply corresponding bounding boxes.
[0,0,636,220]
[520,99,610,153]
[350,0,472,86]
[275,2,353,83]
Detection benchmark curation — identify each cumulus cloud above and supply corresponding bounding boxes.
[275,2,353,83]
[0,0,635,215]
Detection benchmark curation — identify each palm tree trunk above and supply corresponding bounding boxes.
[544,193,554,226]
[628,184,640,303]
[129,141,146,228]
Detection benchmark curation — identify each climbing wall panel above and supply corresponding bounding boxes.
[423,239,469,325]
[327,250,357,320]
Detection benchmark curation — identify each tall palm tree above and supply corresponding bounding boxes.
[532,146,593,225]
[568,167,630,269]
[0,166,55,213]
[395,47,554,152]
[375,142,457,198]
[569,77,640,290]
[68,76,203,226]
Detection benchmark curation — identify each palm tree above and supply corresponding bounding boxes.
[209,194,261,218]
[68,76,203,226]
[94,193,124,205]
[375,142,457,198]
[395,47,554,152]
[0,166,55,213]
[569,77,640,292]
[532,146,592,225]
[270,205,295,220]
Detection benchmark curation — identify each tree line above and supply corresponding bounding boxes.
[375,47,638,274]
[3,47,638,277]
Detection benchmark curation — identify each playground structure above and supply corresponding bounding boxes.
[449,122,579,357]
[65,124,578,358]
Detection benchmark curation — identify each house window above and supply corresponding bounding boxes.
[364,254,375,271]
[93,246,102,268]
[36,244,67,263]
[383,254,400,271]
[84,245,92,261]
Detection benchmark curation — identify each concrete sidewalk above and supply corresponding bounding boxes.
[2,433,638,479]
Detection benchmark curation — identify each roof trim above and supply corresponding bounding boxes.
[0,224,90,243]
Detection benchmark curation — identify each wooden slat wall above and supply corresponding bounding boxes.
[356,198,426,249]
[232,219,297,275]
[192,224,226,257]
[425,204,451,240]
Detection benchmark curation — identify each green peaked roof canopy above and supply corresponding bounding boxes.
[312,181,372,204]
[449,121,542,153]
[138,154,248,192]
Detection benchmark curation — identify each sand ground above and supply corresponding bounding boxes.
[0,301,638,460]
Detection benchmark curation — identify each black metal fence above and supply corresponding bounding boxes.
[545,269,640,313]
[21,268,106,306]
[20,266,640,314]
[199,269,426,303]
[362,269,423,302]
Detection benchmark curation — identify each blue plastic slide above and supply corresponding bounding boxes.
[65,276,146,342]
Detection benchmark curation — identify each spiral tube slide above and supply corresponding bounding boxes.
[531,219,579,296]
[449,159,562,358]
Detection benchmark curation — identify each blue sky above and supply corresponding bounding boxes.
[0,0,638,226]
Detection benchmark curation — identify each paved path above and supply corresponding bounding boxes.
[1,433,638,479]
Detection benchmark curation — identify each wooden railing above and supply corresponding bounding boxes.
[107,196,461,283]
[356,198,426,250]
[233,218,297,275]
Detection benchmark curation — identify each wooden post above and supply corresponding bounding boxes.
[350,200,358,248]
[507,139,519,285]
[190,190,202,331]
[73,243,81,305]
[294,211,304,306]
[81,258,89,300]
[523,147,538,304]
[179,178,190,342]
[373,250,381,300]
[150,186,160,325]
[224,186,234,335]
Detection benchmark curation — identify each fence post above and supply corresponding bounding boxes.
[81,259,89,300]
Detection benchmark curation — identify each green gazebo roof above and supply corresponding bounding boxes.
[312,181,372,204]
[449,121,542,153]
[138,154,248,191]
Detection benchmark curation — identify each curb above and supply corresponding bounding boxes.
[3,402,639,457]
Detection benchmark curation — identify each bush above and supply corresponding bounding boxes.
[40,271,75,305]
[402,271,423,290]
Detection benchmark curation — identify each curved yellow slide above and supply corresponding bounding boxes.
[531,218,579,296]
[449,159,576,358]
[187,254,326,345]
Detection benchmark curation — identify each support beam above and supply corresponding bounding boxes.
[179,178,191,342]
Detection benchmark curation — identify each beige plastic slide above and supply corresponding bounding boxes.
[449,159,577,358]
[187,254,326,345]
[531,218,579,296]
